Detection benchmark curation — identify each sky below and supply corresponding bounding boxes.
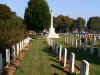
[0,0,100,21]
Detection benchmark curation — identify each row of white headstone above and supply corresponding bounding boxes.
[64,36,100,58]
[0,37,30,74]
[74,33,100,39]
[66,33,100,44]
[47,39,89,75]
[74,33,100,45]
[64,37,80,48]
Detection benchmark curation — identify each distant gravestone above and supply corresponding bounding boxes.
[69,52,75,73]
[16,43,20,56]
[65,37,66,45]
[70,38,71,45]
[71,38,74,46]
[78,34,79,37]
[6,49,10,65]
[94,36,96,45]
[80,39,82,49]
[86,37,88,42]
[75,39,78,48]
[23,39,25,47]
[98,36,100,40]
[22,40,24,49]
[69,37,70,45]
[12,45,16,58]
[24,39,26,47]
[67,37,68,45]
[90,42,94,55]
[84,41,87,51]
[0,53,3,74]
[80,60,89,75]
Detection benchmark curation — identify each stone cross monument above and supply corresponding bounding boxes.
[47,8,59,38]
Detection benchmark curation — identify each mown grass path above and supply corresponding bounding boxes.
[15,38,67,75]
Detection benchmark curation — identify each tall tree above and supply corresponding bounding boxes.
[0,4,13,20]
[87,17,100,32]
[54,15,73,33]
[0,4,26,49]
[24,0,50,32]
[75,17,85,32]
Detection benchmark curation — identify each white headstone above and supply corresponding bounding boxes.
[80,60,89,75]
[25,39,27,47]
[64,48,67,67]
[69,38,72,45]
[72,38,74,46]
[78,34,79,38]
[80,39,82,49]
[12,45,16,58]
[6,49,10,64]
[94,36,96,45]
[23,40,24,48]
[86,37,88,42]
[23,39,25,47]
[69,52,75,73]
[16,43,20,55]
[67,37,68,45]
[75,39,78,48]
[21,40,24,49]
[65,37,66,45]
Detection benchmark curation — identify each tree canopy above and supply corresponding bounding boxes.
[54,15,74,33]
[75,17,85,31]
[54,15,86,33]
[87,17,100,32]
[24,0,50,32]
[0,4,26,49]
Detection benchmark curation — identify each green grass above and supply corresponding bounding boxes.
[15,38,67,75]
[54,35,100,75]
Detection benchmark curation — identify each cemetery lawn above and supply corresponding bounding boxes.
[15,37,67,75]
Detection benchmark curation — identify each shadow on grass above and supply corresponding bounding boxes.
[51,64,64,72]
[49,57,58,63]
[43,47,57,58]
[51,64,76,75]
